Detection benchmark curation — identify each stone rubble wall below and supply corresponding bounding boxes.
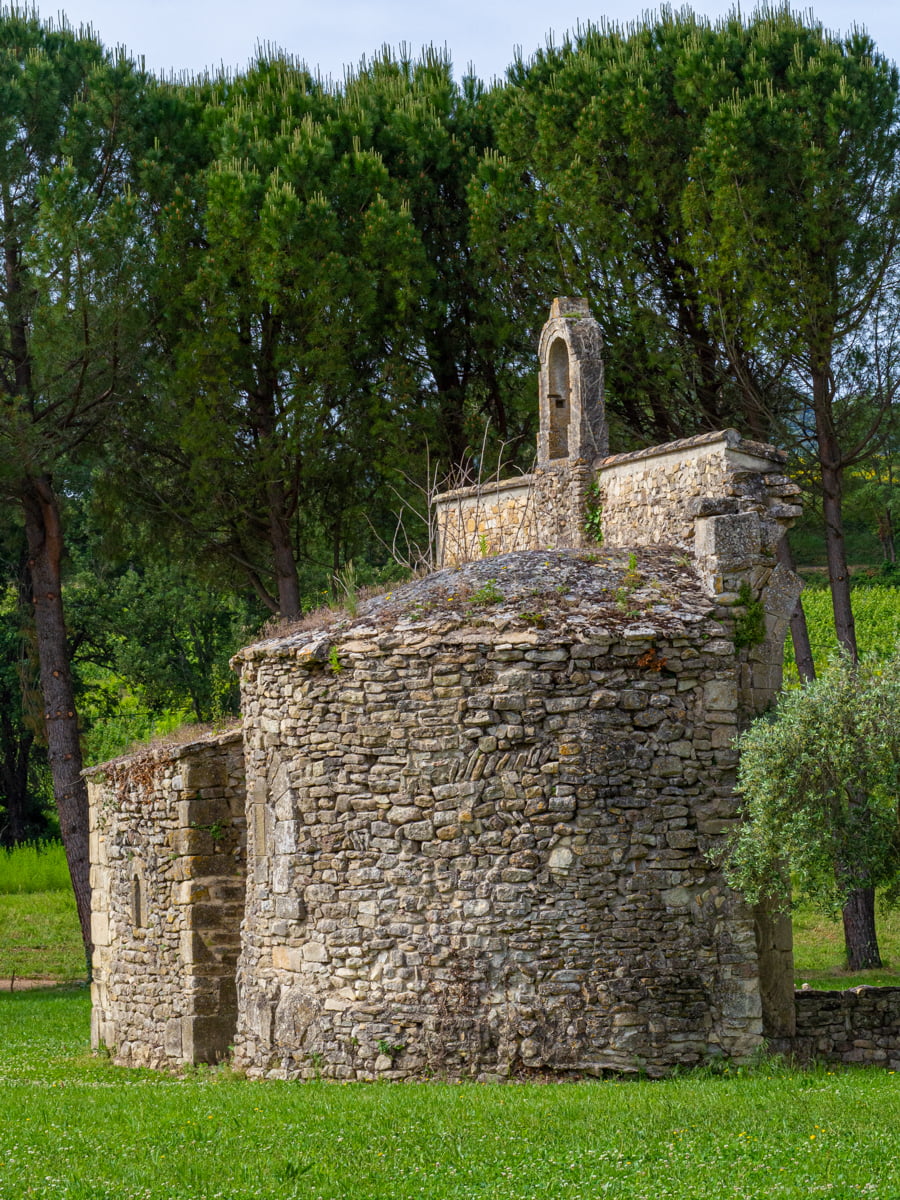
[598,430,802,598]
[435,464,594,568]
[433,431,800,588]
[599,431,778,551]
[772,987,900,1068]
[531,465,595,559]
[87,731,246,1068]
[435,476,539,566]
[232,600,765,1082]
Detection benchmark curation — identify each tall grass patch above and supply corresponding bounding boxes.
[0,891,84,980]
[785,582,900,681]
[1,991,899,1200]
[0,840,70,894]
[793,900,900,988]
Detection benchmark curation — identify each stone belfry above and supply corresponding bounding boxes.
[537,296,607,466]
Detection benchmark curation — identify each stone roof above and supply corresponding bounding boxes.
[234,546,729,664]
[83,726,242,778]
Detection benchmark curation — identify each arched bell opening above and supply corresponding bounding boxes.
[547,337,571,460]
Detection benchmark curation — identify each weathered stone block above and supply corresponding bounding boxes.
[164,1016,184,1059]
[91,910,109,947]
[272,946,304,972]
[184,760,227,790]
[695,512,761,566]
[172,827,214,856]
[703,680,738,711]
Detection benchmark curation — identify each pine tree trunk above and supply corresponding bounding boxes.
[775,536,816,682]
[813,369,857,661]
[252,317,302,622]
[22,476,92,972]
[843,887,882,970]
[878,510,896,563]
[430,346,469,470]
[266,480,302,620]
[820,461,858,662]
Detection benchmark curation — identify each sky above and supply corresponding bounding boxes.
[38,0,900,83]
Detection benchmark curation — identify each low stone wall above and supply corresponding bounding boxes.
[434,463,594,567]
[87,730,246,1068]
[776,987,900,1068]
[232,549,770,1082]
[598,431,805,600]
[598,431,780,550]
[435,475,538,566]
[433,432,801,588]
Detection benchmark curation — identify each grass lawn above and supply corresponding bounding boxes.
[783,582,900,684]
[0,892,85,982]
[0,987,899,1200]
[0,841,70,894]
[1,853,899,1198]
[792,903,900,989]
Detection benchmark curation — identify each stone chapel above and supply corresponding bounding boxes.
[88,299,892,1080]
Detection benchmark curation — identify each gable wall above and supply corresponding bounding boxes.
[433,431,801,583]
[87,731,246,1067]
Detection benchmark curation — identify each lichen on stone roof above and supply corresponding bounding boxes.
[235,547,728,663]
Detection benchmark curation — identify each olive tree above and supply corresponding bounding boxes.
[726,653,900,970]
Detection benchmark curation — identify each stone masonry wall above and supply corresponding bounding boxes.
[773,987,900,1068]
[232,550,767,1081]
[598,431,802,595]
[433,432,800,587]
[435,464,594,568]
[87,731,246,1068]
[435,476,538,566]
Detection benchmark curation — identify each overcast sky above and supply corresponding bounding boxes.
[39,1,900,83]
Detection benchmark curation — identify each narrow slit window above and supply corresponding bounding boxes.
[131,872,146,928]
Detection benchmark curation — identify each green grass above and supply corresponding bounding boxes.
[0,840,70,894]
[0,843,85,981]
[0,988,899,1200]
[0,891,85,981]
[792,901,900,989]
[785,583,900,682]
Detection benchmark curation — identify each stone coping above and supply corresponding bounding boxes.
[433,471,539,504]
[796,984,900,998]
[432,431,787,507]
[595,428,787,470]
[82,726,243,778]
